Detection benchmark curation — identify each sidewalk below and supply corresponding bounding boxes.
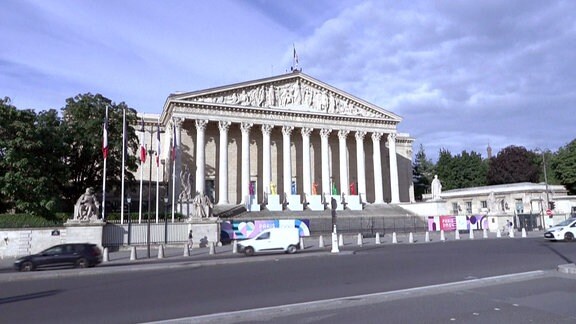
[0,229,545,272]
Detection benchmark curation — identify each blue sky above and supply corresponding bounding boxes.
[2,0,575,161]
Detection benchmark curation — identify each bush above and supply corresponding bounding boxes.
[0,214,64,228]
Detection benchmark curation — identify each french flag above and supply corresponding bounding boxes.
[140,118,147,163]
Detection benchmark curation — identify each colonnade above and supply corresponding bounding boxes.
[173,119,401,207]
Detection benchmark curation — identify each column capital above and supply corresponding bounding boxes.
[218,121,231,132]
[320,128,332,139]
[172,117,183,128]
[388,132,397,142]
[355,131,367,141]
[338,130,350,140]
[301,127,313,137]
[371,132,383,142]
[261,124,274,136]
[240,122,253,134]
[195,119,208,131]
[282,125,294,136]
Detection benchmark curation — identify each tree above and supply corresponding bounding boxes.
[60,93,139,209]
[487,145,539,185]
[551,139,576,194]
[412,144,435,200]
[435,149,487,190]
[0,98,67,216]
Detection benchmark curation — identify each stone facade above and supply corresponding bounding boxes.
[138,71,414,211]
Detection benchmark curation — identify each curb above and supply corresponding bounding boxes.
[557,263,576,275]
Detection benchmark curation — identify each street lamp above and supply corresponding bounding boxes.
[127,194,132,245]
[535,148,550,229]
[164,195,169,244]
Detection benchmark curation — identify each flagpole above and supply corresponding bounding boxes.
[120,107,126,225]
[171,121,176,223]
[138,120,145,224]
[101,105,108,220]
[155,124,160,224]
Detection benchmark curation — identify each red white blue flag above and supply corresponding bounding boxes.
[139,118,147,163]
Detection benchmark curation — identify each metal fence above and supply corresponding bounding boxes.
[102,222,188,247]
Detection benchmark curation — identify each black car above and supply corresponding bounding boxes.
[14,243,103,272]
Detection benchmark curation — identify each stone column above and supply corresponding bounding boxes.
[171,118,183,221]
[240,123,253,204]
[388,133,400,203]
[261,124,273,198]
[320,129,332,196]
[195,119,208,196]
[301,128,313,196]
[355,131,367,201]
[282,126,294,197]
[371,132,384,204]
[338,130,350,195]
[217,121,231,205]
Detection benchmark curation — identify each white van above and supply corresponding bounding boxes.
[237,228,300,256]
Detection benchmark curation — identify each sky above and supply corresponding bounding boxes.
[2,0,575,161]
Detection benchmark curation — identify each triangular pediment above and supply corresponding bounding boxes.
[170,72,401,122]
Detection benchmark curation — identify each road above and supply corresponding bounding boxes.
[1,237,576,323]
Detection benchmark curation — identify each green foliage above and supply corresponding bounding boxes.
[0,94,140,220]
[487,145,539,185]
[412,144,435,200]
[0,99,66,216]
[0,214,63,228]
[435,149,487,190]
[551,139,576,194]
[60,93,140,207]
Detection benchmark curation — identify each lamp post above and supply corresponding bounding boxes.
[164,195,169,244]
[127,194,132,245]
[536,148,550,229]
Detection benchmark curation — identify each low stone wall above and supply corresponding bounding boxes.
[0,223,105,258]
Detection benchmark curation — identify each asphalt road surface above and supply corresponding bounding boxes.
[1,237,576,323]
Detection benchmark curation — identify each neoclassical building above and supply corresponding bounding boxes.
[149,71,414,212]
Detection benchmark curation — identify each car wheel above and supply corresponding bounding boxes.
[20,261,34,272]
[286,245,297,254]
[244,247,255,257]
[75,258,88,268]
[564,232,574,242]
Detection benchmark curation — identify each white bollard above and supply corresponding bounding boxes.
[331,232,340,253]
[522,228,527,238]
[375,232,381,244]
[483,228,488,239]
[509,229,515,238]
[300,237,305,250]
[469,228,474,240]
[184,243,190,256]
[425,231,430,242]
[392,232,398,244]
[408,232,414,243]
[440,230,446,241]
[157,245,165,259]
[357,233,363,246]
[232,240,237,254]
[209,242,215,255]
[103,247,109,262]
[130,246,137,261]
[455,230,461,240]
[497,229,501,238]
[338,234,344,247]
[319,235,325,248]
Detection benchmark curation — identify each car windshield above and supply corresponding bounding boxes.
[556,218,576,227]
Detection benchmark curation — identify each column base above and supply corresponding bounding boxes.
[346,195,363,210]
[286,195,303,211]
[328,195,344,210]
[266,194,283,211]
[307,195,324,211]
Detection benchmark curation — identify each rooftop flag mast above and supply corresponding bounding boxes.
[291,44,301,72]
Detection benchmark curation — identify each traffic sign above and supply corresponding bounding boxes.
[546,209,553,216]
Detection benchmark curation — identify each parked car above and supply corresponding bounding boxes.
[14,243,103,272]
[544,218,576,241]
[237,228,300,256]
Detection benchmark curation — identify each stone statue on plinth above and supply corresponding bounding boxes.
[73,187,100,221]
[190,192,213,219]
[431,175,442,201]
